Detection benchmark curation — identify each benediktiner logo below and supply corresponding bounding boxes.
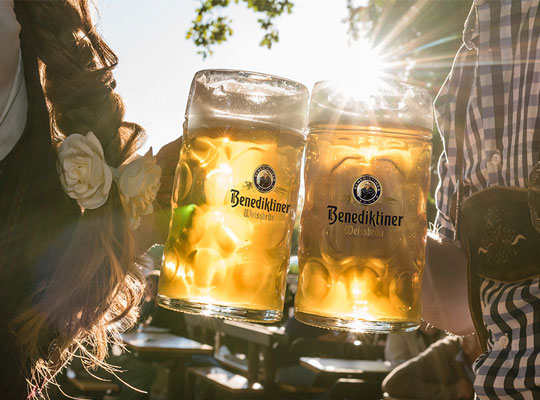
[353,175,382,205]
[253,164,276,193]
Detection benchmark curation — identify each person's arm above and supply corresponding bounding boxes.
[135,137,183,255]
[0,0,20,97]
[0,0,27,161]
[421,233,474,335]
[382,337,473,400]
[385,333,413,366]
[421,142,474,335]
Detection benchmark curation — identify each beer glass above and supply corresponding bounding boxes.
[158,70,308,322]
[295,81,433,332]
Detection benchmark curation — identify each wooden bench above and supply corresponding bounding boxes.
[121,331,212,400]
[63,369,120,400]
[214,351,249,375]
[185,366,263,399]
[68,378,119,393]
[300,357,392,381]
[218,320,277,386]
[182,318,289,399]
[326,378,383,400]
[276,381,326,396]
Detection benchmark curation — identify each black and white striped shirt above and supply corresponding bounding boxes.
[434,1,540,398]
[473,278,540,399]
[473,277,540,398]
[435,0,540,238]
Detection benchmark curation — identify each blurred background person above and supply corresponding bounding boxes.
[383,334,482,400]
[385,321,445,367]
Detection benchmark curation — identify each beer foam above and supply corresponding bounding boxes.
[309,80,433,136]
[186,70,309,134]
[199,74,293,98]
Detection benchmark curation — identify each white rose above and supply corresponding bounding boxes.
[118,148,162,229]
[57,132,113,209]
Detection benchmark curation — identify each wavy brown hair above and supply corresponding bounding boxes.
[13,0,145,393]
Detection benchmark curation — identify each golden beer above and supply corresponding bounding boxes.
[158,70,308,322]
[295,82,433,332]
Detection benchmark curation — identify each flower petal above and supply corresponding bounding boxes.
[57,131,111,209]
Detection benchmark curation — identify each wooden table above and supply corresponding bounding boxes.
[182,318,288,399]
[217,320,278,386]
[122,331,213,355]
[182,315,289,382]
[121,331,213,400]
[183,314,288,344]
[265,325,288,344]
[300,357,392,381]
[188,366,264,393]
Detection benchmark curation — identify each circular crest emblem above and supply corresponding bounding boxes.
[353,175,382,205]
[253,164,276,193]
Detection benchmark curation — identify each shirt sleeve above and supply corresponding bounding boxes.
[434,151,457,240]
[432,43,477,241]
[385,333,411,366]
[0,0,27,161]
[385,332,428,367]
[382,337,464,400]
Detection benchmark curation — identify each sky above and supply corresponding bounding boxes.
[94,0,369,152]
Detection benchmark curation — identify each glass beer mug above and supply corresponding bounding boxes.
[295,81,433,332]
[158,70,308,322]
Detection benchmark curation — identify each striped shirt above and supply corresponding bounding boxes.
[435,0,540,239]
[434,1,540,398]
[473,277,540,398]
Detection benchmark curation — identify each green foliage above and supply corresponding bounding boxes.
[187,0,293,59]
[345,0,471,88]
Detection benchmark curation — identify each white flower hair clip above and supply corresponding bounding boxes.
[57,131,162,230]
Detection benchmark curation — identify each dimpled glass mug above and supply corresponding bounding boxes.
[158,70,308,322]
[295,80,433,332]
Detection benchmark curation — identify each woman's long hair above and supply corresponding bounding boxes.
[13,0,145,392]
